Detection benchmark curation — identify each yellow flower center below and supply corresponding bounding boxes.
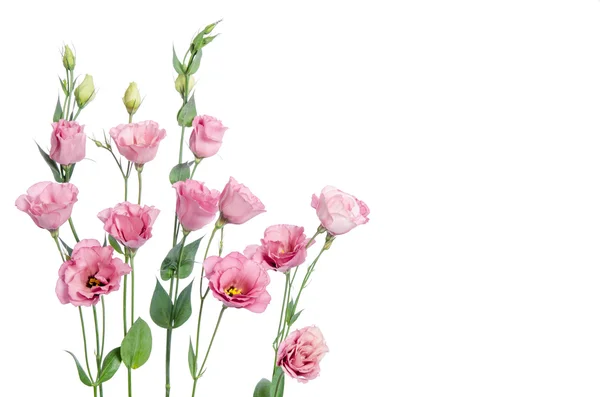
[87,277,104,288]
[225,286,242,297]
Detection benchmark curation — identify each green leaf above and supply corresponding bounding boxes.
[102,234,107,247]
[97,347,121,383]
[288,309,303,327]
[285,298,295,324]
[253,378,271,397]
[169,163,190,185]
[271,367,285,397]
[177,93,197,127]
[173,46,184,74]
[173,281,193,328]
[121,318,152,369]
[59,238,73,256]
[65,351,93,387]
[160,237,202,281]
[150,280,173,328]
[108,235,124,255]
[59,76,68,96]
[188,339,196,377]
[187,52,202,75]
[53,96,63,122]
[36,142,62,182]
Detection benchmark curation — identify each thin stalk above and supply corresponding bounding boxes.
[73,107,82,121]
[272,272,291,375]
[129,113,133,124]
[79,307,96,396]
[137,168,143,205]
[191,307,226,397]
[291,228,322,285]
[130,254,136,327]
[122,255,129,337]
[218,227,224,256]
[62,69,70,119]
[65,69,73,120]
[53,235,66,262]
[100,297,106,358]
[190,158,202,179]
[68,217,80,242]
[93,305,103,397]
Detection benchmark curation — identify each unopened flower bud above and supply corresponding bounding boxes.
[175,74,195,97]
[75,75,95,108]
[203,19,222,35]
[123,82,141,115]
[62,45,76,71]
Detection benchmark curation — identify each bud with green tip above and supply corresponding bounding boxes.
[74,74,95,108]
[203,19,222,35]
[62,45,76,71]
[190,19,222,55]
[175,74,195,98]
[123,82,141,116]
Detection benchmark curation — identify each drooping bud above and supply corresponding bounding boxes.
[62,45,76,71]
[175,74,195,97]
[74,75,95,108]
[123,82,141,115]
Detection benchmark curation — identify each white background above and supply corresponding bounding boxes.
[1,0,599,396]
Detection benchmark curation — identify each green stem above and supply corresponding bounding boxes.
[93,305,103,397]
[273,371,284,397]
[129,113,133,124]
[128,368,132,397]
[172,216,180,247]
[137,168,143,205]
[218,227,224,256]
[100,297,106,358]
[65,69,73,120]
[273,272,291,375]
[291,228,323,285]
[190,159,202,179]
[124,177,129,202]
[68,217,80,242]
[123,255,129,337]
[191,307,226,397]
[53,235,66,262]
[79,307,96,396]
[177,74,190,164]
[62,69,70,119]
[130,253,135,328]
[73,107,82,121]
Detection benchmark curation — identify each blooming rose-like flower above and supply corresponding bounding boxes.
[49,120,86,165]
[56,239,131,306]
[97,202,160,249]
[15,181,78,231]
[244,225,312,273]
[109,121,167,165]
[203,252,271,313]
[277,326,329,383]
[173,179,220,232]
[189,115,228,159]
[311,186,370,235]
[219,177,265,225]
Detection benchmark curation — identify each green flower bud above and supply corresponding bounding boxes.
[123,82,141,115]
[203,19,222,35]
[175,74,195,97]
[62,45,76,71]
[75,74,95,108]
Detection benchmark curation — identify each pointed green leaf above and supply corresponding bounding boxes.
[97,347,121,383]
[169,163,190,185]
[188,339,196,377]
[36,142,62,182]
[178,237,202,279]
[59,238,73,256]
[65,351,93,387]
[53,96,63,122]
[108,235,123,255]
[150,280,173,328]
[59,76,68,96]
[253,378,271,397]
[288,309,303,327]
[173,46,184,74]
[121,318,152,369]
[173,281,193,328]
[271,367,285,397]
[160,243,180,281]
[285,298,295,324]
[102,234,107,247]
[187,52,202,75]
[177,93,197,127]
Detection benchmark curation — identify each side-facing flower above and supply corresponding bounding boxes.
[203,252,271,313]
[277,326,329,383]
[173,179,220,232]
[109,121,167,165]
[244,225,312,273]
[50,120,86,165]
[219,177,265,225]
[97,202,160,249]
[189,115,228,159]
[15,181,78,231]
[311,186,370,235]
[56,239,131,306]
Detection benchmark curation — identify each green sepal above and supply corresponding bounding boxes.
[59,237,73,256]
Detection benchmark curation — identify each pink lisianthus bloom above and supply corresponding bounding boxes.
[50,120,86,165]
[189,115,228,159]
[311,186,370,235]
[109,120,166,165]
[173,179,220,232]
[97,202,160,249]
[244,224,312,273]
[203,252,271,313]
[218,177,265,225]
[15,181,78,231]
[56,239,131,306]
[277,326,329,383]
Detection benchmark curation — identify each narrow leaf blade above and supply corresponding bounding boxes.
[65,351,93,387]
[178,237,202,279]
[253,378,272,397]
[36,142,62,182]
[53,97,63,122]
[108,235,124,255]
[188,339,196,378]
[173,46,184,74]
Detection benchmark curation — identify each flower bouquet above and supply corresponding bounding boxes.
[15,20,370,397]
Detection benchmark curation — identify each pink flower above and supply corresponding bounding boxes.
[203,252,271,313]
[50,120,86,165]
[56,239,131,306]
[244,225,312,273]
[311,186,370,235]
[97,202,160,249]
[219,177,265,225]
[109,120,166,165]
[173,179,220,232]
[15,181,78,231]
[277,326,329,383]
[189,115,228,159]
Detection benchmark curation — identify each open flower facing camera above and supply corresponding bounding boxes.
[15,20,370,397]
